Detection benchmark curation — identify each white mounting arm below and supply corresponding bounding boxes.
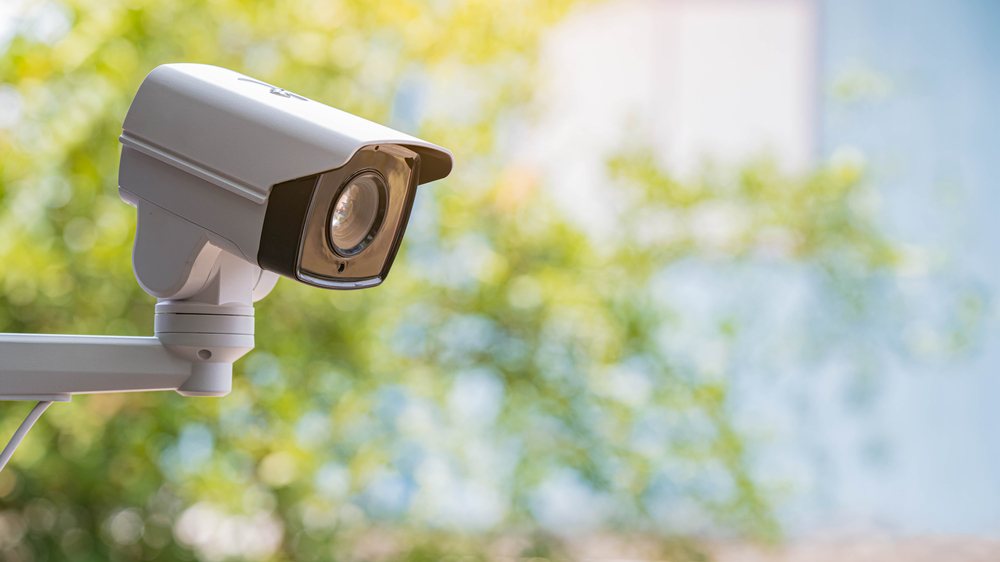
[0,204,279,402]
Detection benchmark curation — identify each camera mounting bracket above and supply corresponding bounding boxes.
[0,204,280,402]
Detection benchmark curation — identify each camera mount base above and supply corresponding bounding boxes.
[0,210,279,473]
[0,243,279,402]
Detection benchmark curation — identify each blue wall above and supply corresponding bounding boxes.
[817,0,1000,535]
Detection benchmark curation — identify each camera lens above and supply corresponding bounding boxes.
[328,172,386,255]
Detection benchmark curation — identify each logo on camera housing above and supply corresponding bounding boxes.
[237,77,307,101]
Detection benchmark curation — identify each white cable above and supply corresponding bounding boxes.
[0,401,53,474]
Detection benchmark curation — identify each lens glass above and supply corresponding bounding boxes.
[328,172,385,255]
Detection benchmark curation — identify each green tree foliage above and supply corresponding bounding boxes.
[0,1,927,561]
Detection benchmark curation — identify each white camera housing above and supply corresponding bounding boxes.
[120,63,452,297]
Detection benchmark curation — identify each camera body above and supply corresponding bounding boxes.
[118,63,453,298]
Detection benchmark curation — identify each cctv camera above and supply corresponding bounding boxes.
[2,63,455,400]
[0,63,454,469]
[111,63,453,396]
[118,63,453,299]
